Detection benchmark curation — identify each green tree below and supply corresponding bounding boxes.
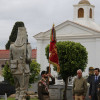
[2,60,40,86]
[45,41,88,100]
[2,62,14,85]
[5,21,24,49]
[29,60,40,84]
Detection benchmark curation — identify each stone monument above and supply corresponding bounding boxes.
[10,27,32,100]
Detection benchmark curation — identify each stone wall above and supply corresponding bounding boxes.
[49,85,89,100]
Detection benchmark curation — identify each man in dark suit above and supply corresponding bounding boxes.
[89,68,100,100]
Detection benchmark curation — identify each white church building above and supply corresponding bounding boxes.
[34,0,100,76]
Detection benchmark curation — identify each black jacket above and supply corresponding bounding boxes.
[89,75,100,96]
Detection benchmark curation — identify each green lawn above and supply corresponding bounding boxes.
[0,98,38,100]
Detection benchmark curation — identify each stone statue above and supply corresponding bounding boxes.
[10,27,32,100]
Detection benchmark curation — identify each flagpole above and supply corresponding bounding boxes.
[49,63,50,74]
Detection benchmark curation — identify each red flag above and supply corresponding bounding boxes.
[49,24,60,72]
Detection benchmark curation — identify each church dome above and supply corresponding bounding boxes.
[78,0,90,5]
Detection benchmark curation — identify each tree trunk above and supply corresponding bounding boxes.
[63,77,68,100]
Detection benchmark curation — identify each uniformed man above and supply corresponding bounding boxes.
[10,27,32,100]
[38,71,49,100]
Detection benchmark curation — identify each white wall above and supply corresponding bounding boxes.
[37,37,100,76]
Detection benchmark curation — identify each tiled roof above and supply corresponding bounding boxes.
[32,49,37,59]
[0,50,9,59]
[0,49,37,59]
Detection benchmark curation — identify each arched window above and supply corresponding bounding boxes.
[78,8,84,18]
[90,8,92,18]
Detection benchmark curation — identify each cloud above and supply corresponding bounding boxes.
[0,0,100,49]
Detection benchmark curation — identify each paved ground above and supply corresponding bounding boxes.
[9,92,38,99]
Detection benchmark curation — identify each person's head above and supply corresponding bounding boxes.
[89,67,94,75]
[41,71,46,78]
[77,69,82,78]
[94,68,100,76]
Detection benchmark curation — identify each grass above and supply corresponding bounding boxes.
[0,98,38,100]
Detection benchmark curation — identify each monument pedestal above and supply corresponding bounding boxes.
[49,85,89,100]
[49,85,64,100]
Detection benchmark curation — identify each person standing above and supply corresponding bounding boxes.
[73,69,87,100]
[89,68,100,100]
[87,67,94,83]
[38,70,55,100]
[38,71,49,100]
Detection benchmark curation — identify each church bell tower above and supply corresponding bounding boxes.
[73,0,95,21]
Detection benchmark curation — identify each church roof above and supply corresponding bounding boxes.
[34,20,100,40]
[78,0,90,5]
[73,20,100,32]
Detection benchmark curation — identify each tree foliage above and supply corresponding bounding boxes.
[45,41,88,80]
[29,60,40,84]
[2,60,40,86]
[2,62,14,85]
[5,21,24,49]
[45,41,88,100]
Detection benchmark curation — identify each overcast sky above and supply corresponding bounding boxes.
[0,0,99,49]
